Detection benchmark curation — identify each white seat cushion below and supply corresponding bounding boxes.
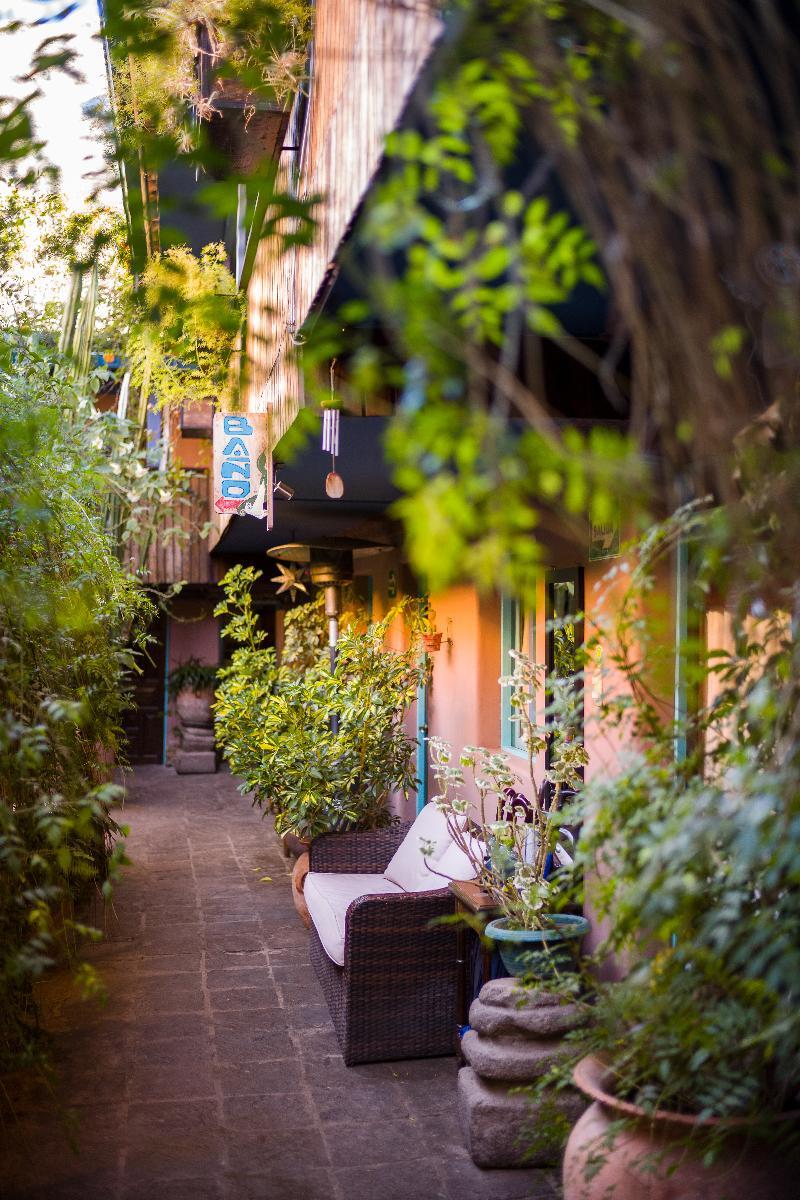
[304,872,403,966]
[382,802,456,892]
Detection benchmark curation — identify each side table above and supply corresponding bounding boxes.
[449,879,500,1061]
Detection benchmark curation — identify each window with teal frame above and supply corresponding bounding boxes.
[500,595,532,754]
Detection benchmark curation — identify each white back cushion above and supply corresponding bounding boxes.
[437,833,482,883]
[383,802,455,892]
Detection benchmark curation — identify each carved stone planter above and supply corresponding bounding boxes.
[458,977,586,1168]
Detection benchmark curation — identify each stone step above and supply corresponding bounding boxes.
[469,993,584,1039]
[457,1065,585,1168]
[461,1029,571,1082]
[479,977,567,1009]
[174,751,217,774]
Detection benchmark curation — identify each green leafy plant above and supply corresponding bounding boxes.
[0,333,157,1073]
[126,243,243,410]
[213,567,424,838]
[281,588,366,675]
[427,643,587,930]
[529,505,800,1157]
[167,657,218,697]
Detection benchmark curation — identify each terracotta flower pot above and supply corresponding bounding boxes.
[291,852,311,929]
[421,631,443,653]
[564,1054,798,1200]
[176,689,213,729]
[281,831,311,860]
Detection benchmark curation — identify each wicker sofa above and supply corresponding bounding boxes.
[306,808,475,1066]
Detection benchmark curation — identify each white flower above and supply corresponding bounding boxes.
[126,490,138,502]
[158,489,171,503]
[91,436,104,450]
[110,462,122,475]
[134,462,147,478]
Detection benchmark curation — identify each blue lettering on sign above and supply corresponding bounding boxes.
[221,480,250,498]
[217,413,265,510]
[223,415,254,436]
[222,436,249,458]
[221,460,251,480]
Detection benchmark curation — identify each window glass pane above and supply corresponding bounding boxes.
[501,595,533,752]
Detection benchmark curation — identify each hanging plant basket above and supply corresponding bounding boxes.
[421,631,443,653]
[195,22,292,178]
[205,83,289,178]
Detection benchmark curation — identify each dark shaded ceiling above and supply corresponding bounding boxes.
[213,416,401,558]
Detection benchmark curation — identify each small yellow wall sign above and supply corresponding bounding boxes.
[589,507,620,561]
[212,412,273,526]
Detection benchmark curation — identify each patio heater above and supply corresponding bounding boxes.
[267,540,361,734]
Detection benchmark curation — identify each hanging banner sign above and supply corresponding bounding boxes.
[213,412,273,527]
[589,504,620,561]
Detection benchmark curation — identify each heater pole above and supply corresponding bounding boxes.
[324,583,340,734]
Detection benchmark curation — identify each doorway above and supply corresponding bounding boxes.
[122,612,166,764]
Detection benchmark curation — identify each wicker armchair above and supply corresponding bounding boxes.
[308,824,457,1066]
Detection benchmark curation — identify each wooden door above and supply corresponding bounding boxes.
[122,613,166,764]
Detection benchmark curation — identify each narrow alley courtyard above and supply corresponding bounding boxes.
[0,767,559,1200]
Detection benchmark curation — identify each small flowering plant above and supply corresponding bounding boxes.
[426,648,587,930]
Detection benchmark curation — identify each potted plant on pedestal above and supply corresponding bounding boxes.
[213,567,426,920]
[427,644,590,980]
[168,657,219,773]
[168,656,218,727]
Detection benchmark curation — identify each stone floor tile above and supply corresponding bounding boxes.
[213,1028,293,1064]
[206,967,274,990]
[216,1059,306,1097]
[333,1159,448,1200]
[131,1034,213,1066]
[127,953,203,975]
[203,950,270,972]
[128,1062,216,1101]
[322,1115,428,1168]
[310,1080,411,1124]
[222,1090,315,1131]
[123,1180,224,1200]
[5,1169,123,1200]
[224,1125,332,1174]
[209,986,282,1012]
[440,1160,562,1199]
[132,1012,210,1041]
[0,766,557,1200]
[225,1168,336,1200]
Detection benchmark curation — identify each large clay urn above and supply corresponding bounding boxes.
[176,689,213,729]
[564,1055,798,1200]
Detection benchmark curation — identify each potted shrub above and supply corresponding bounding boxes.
[213,566,425,839]
[561,959,799,1200]
[168,656,218,728]
[406,599,443,652]
[426,646,590,979]
[546,506,800,1197]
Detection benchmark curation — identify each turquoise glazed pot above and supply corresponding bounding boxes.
[486,913,590,979]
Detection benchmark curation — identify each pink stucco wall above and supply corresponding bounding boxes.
[165,597,220,763]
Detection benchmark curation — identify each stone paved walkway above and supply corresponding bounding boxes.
[1,767,560,1200]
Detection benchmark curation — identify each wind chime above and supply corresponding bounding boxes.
[322,359,344,499]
